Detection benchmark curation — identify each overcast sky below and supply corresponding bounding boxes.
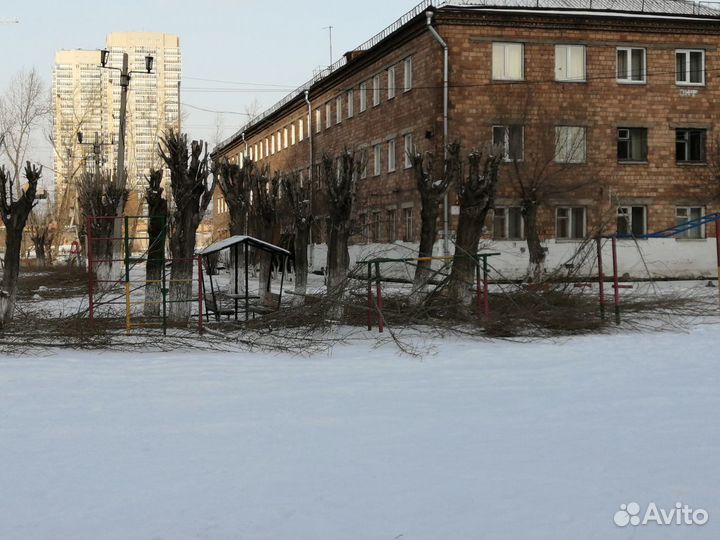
[0,0,424,188]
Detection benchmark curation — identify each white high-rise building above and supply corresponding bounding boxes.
[52,32,180,222]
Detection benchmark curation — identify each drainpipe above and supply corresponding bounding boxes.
[305,89,315,266]
[426,10,450,256]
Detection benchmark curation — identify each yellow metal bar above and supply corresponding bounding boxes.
[125,281,131,335]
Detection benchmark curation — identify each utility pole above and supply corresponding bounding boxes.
[116,52,129,189]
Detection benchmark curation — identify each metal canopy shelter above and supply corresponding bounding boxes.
[199,235,291,321]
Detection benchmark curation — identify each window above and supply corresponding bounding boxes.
[265,138,269,157]
[373,144,381,176]
[556,207,586,239]
[388,139,396,172]
[325,103,332,129]
[359,81,367,112]
[387,208,397,241]
[254,143,259,160]
[555,45,586,82]
[283,128,288,148]
[291,124,296,145]
[676,206,705,239]
[617,47,646,83]
[358,213,368,242]
[676,49,705,85]
[347,89,354,118]
[676,129,706,163]
[403,133,413,168]
[404,57,413,91]
[387,66,396,99]
[360,149,368,179]
[315,109,321,133]
[492,42,524,81]
[373,74,381,106]
[299,118,304,141]
[617,206,647,236]
[492,125,524,161]
[617,128,648,162]
[555,126,586,163]
[493,207,524,240]
[336,96,342,124]
[371,211,381,242]
[403,207,414,241]
[277,131,282,151]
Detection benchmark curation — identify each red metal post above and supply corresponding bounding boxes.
[596,237,605,316]
[375,261,384,334]
[197,256,204,334]
[87,216,94,322]
[611,236,620,320]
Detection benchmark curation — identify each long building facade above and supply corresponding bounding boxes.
[214,0,720,278]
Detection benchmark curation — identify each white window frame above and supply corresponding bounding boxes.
[290,124,296,145]
[299,117,304,141]
[373,143,381,176]
[387,139,396,172]
[492,42,524,81]
[325,103,332,129]
[556,207,586,240]
[492,125,524,162]
[335,96,342,124]
[676,206,706,239]
[616,47,646,84]
[493,206,525,240]
[403,207,413,242]
[283,128,288,148]
[315,109,321,134]
[373,74,381,106]
[403,133,413,169]
[676,49,705,86]
[616,206,647,237]
[359,81,368,112]
[554,44,586,82]
[403,57,413,92]
[387,65,396,99]
[554,126,587,164]
[347,89,354,118]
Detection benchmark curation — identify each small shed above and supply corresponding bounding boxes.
[198,235,291,321]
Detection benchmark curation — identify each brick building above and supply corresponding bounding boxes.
[213,0,720,278]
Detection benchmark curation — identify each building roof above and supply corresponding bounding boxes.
[215,0,720,155]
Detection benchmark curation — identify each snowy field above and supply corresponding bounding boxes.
[1,325,719,540]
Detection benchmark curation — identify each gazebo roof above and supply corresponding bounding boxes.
[198,235,291,257]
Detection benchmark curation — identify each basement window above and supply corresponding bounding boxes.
[556,207,586,239]
[616,206,647,236]
[676,206,705,239]
[493,207,524,240]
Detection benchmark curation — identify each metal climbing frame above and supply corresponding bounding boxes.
[86,215,204,335]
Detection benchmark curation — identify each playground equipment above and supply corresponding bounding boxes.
[597,212,720,321]
[86,215,204,335]
[198,235,291,322]
[363,252,501,332]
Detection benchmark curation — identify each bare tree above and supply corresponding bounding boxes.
[0,69,50,198]
[447,145,503,304]
[77,170,129,285]
[28,197,58,267]
[158,130,215,321]
[282,170,313,303]
[323,149,363,293]
[144,169,168,317]
[216,158,251,237]
[409,141,461,294]
[250,166,279,303]
[0,162,40,326]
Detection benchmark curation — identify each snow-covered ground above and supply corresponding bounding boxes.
[1,326,718,539]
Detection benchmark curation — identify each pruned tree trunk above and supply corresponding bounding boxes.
[144,169,168,317]
[282,170,312,304]
[324,150,360,297]
[409,142,461,297]
[159,130,215,322]
[250,169,278,303]
[448,145,502,305]
[522,200,545,282]
[0,162,40,327]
